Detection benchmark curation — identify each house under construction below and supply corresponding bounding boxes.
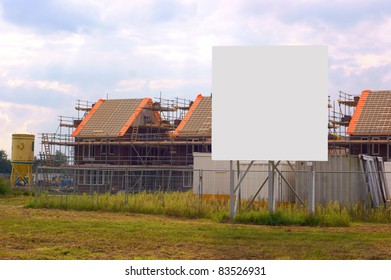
[328,90,391,161]
[39,94,211,192]
[38,89,391,194]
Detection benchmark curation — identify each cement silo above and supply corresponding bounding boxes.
[10,133,35,186]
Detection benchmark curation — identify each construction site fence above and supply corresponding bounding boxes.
[30,167,391,208]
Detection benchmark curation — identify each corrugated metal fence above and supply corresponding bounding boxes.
[193,153,391,206]
[294,156,366,206]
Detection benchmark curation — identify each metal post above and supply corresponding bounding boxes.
[230,160,235,221]
[278,171,282,203]
[268,161,275,212]
[235,161,241,213]
[198,169,203,205]
[309,165,316,214]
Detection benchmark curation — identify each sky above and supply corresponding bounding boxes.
[0,0,391,157]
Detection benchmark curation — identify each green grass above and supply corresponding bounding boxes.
[2,196,391,260]
[26,191,391,227]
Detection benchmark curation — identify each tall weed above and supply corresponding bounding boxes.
[26,192,391,227]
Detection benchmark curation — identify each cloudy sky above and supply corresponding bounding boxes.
[1,0,391,156]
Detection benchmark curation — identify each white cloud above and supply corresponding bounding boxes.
[115,79,147,92]
[0,101,58,156]
[5,78,79,96]
[113,78,210,98]
[149,78,209,90]
[356,53,391,70]
[97,0,154,22]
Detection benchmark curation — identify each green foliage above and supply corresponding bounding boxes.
[235,202,351,227]
[53,150,68,166]
[0,149,12,174]
[0,176,12,196]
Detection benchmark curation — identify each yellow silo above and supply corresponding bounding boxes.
[10,133,35,186]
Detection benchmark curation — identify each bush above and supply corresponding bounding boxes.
[0,177,34,197]
[0,177,12,196]
[235,202,351,227]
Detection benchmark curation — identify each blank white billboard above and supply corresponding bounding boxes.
[212,46,328,161]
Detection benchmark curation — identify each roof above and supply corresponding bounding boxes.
[72,98,157,138]
[347,90,391,135]
[172,94,211,137]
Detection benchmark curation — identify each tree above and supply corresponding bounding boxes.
[53,150,68,166]
[33,156,42,173]
[34,150,67,168]
[0,150,12,174]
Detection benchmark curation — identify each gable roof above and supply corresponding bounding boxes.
[347,90,391,135]
[172,94,211,137]
[72,98,158,138]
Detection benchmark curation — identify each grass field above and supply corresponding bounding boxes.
[1,196,391,260]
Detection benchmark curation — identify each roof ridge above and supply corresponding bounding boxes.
[71,99,105,137]
[118,98,152,137]
[347,90,371,135]
[172,94,203,137]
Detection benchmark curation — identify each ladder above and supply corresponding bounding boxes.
[131,125,139,142]
[41,134,53,188]
[42,134,53,166]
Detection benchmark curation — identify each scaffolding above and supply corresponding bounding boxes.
[38,96,212,192]
[328,91,359,155]
[75,99,94,119]
[150,94,191,128]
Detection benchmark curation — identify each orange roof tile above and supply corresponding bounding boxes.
[72,98,158,138]
[347,90,370,135]
[172,94,211,137]
[347,90,391,135]
[118,98,151,136]
[71,99,104,137]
